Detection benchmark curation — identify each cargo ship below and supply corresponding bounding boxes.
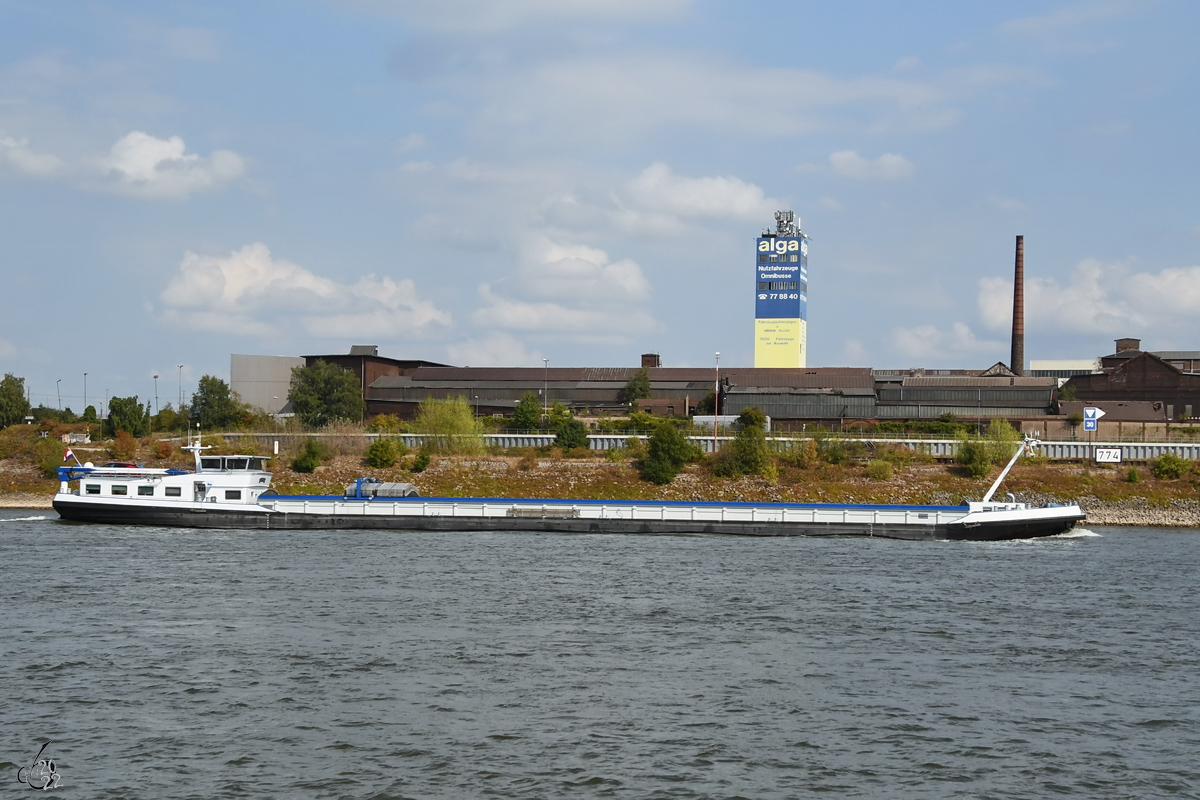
[52,436,1083,541]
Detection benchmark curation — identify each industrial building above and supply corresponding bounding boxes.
[360,355,1056,428]
[1064,339,1200,421]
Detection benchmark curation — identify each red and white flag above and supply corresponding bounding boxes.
[63,448,74,462]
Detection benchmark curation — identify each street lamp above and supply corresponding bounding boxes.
[542,358,549,424]
[153,374,159,416]
[177,364,184,410]
[83,372,88,413]
[713,352,720,454]
[56,379,61,411]
[474,395,479,417]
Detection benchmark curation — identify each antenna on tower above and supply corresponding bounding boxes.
[775,210,802,237]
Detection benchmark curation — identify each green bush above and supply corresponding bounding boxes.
[34,436,66,477]
[866,460,893,481]
[1126,467,1141,483]
[109,430,138,461]
[640,421,700,484]
[956,438,992,479]
[364,437,405,468]
[780,439,818,469]
[291,437,326,473]
[410,451,431,473]
[555,417,589,451]
[731,407,770,475]
[1152,452,1189,479]
[820,438,847,465]
[985,419,1021,463]
[414,396,482,453]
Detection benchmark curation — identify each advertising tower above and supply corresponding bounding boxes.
[754,210,808,367]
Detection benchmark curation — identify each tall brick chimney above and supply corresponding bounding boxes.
[1010,235,1024,376]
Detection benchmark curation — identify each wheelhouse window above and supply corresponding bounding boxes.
[200,457,222,470]
[111,485,127,495]
[137,486,154,496]
[225,490,242,500]
[86,484,100,494]
[165,486,182,497]
[226,458,248,470]
[248,458,265,471]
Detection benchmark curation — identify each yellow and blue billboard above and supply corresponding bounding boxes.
[754,236,807,367]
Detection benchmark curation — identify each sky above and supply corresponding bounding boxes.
[3,0,1200,411]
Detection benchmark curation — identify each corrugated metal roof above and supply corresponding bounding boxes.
[900,377,1056,387]
[726,386,876,397]
[1152,351,1200,359]
[1059,400,1167,422]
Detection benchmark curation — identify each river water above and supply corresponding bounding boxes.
[1,509,1197,798]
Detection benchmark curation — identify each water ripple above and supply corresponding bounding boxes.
[1,511,1198,798]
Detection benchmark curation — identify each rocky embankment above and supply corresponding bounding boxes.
[1075,497,1200,527]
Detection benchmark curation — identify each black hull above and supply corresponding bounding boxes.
[53,498,1081,541]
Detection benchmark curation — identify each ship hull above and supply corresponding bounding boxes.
[52,495,1083,541]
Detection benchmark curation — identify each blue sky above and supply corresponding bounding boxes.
[3,1,1199,410]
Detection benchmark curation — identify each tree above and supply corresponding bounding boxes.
[414,396,482,453]
[0,373,29,428]
[732,407,770,475]
[191,375,242,431]
[640,421,699,484]
[1066,412,1084,439]
[555,417,589,451]
[153,404,182,432]
[619,367,651,406]
[985,419,1021,463]
[288,360,364,428]
[105,396,151,437]
[547,401,571,430]
[511,392,541,430]
[81,405,98,423]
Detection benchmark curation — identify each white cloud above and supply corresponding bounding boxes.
[518,236,651,301]
[0,338,16,357]
[819,196,842,210]
[980,258,1200,337]
[470,235,656,343]
[890,322,1004,361]
[444,332,544,366]
[473,284,656,343]
[101,131,244,198]
[842,338,867,364]
[622,162,779,221]
[978,258,1146,335]
[126,22,222,61]
[892,56,921,72]
[987,195,1027,212]
[829,150,914,181]
[350,0,690,32]
[396,133,426,153]
[0,132,66,176]
[159,242,451,339]
[1000,1,1130,36]
[468,54,1033,143]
